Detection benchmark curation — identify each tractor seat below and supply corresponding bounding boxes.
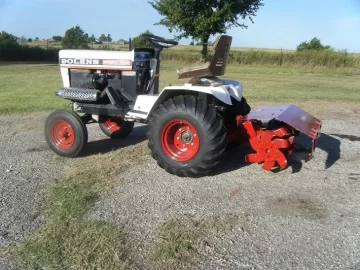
[177,62,212,79]
[176,35,233,80]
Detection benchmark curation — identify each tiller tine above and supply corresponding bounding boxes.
[239,104,322,171]
[243,120,294,171]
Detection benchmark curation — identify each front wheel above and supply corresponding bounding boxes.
[147,95,228,177]
[45,110,88,157]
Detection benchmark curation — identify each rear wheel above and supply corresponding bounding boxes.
[45,110,88,157]
[147,95,228,177]
[98,116,134,139]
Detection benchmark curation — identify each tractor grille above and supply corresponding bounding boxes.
[56,88,100,102]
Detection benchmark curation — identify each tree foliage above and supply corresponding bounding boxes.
[0,31,19,48]
[89,34,96,43]
[52,35,62,42]
[99,34,107,42]
[62,25,89,49]
[131,30,154,49]
[107,34,112,43]
[297,37,332,51]
[149,0,264,60]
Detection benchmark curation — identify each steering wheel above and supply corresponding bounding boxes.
[142,34,178,48]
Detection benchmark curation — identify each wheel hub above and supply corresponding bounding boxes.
[180,130,194,144]
[161,119,200,162]
[51,120,75,150]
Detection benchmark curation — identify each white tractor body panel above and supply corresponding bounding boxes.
[124,80,244,121]
[60,67,70,87]
[125,95,159,120]
[58,49,134,70]
[162,80,243,105]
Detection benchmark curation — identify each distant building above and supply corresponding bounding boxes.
[117,39,129,45]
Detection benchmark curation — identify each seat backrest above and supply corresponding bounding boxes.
[176,35,232,79]
[209,35,232,76]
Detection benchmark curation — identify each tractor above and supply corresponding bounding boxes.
[44,33,322,177]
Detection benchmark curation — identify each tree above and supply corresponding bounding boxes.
[107,34,112,43]
[297,37,332,51]
[52,35,62,42]
[27,38,32,42]
[131,30,154,49]
[149,0,264,60]
[35,37,39,41]
[99,34,107,42]
[0,31,19,48]
[89,34,96,43]
[62,25,89,49]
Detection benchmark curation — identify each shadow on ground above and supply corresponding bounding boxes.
[76,124,342,175]
[213,132,342,176]
[79,125,149,157]
[284,133,341,173]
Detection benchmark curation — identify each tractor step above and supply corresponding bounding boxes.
[72,102,127,118]
[56,87,100,102]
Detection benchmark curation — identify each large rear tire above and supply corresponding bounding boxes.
[45,110,88,157]
[98,116,134,139]
[147,95,228,177]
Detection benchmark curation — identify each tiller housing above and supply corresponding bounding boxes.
[44,33,322,177]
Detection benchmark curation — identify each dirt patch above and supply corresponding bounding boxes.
[0,111,49,137]
[267,196,327,220]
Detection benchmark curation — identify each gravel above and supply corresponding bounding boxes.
[0,111,360,269]
[0,113,68,269]
[88,118,360,270]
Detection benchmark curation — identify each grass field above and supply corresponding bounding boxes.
[1,62,360,269]
[0,63,359,114]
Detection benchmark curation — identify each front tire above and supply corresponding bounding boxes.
[147,95,228,177]
[45,110,88,157]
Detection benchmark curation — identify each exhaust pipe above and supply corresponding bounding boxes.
[56,87,100,102]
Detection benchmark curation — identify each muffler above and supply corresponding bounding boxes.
[56,87,100,102]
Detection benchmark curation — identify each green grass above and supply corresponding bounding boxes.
[3,143,150,269]
[150,214,245,269]
[1,63,359,114]
[0,64,68,114]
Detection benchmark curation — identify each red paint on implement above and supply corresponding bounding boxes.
[243,120,295,171]
[51,120,75,150]
[104,119,121,132]
[161,119,200,162]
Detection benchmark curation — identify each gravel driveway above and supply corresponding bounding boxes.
[0,109,360,269]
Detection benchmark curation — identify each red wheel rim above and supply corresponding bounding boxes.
[104,119,121,132]
[51,120,75,150]
[160,119,200,162]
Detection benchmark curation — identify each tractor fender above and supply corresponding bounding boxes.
[147,80,243,118]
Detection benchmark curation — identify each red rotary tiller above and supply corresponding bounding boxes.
[230,104,322,171]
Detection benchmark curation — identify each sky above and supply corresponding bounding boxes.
[0,0,359,52]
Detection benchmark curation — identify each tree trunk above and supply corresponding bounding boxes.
[201,34,210,61]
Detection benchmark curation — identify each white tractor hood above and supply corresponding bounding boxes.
[59,49,135,70]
